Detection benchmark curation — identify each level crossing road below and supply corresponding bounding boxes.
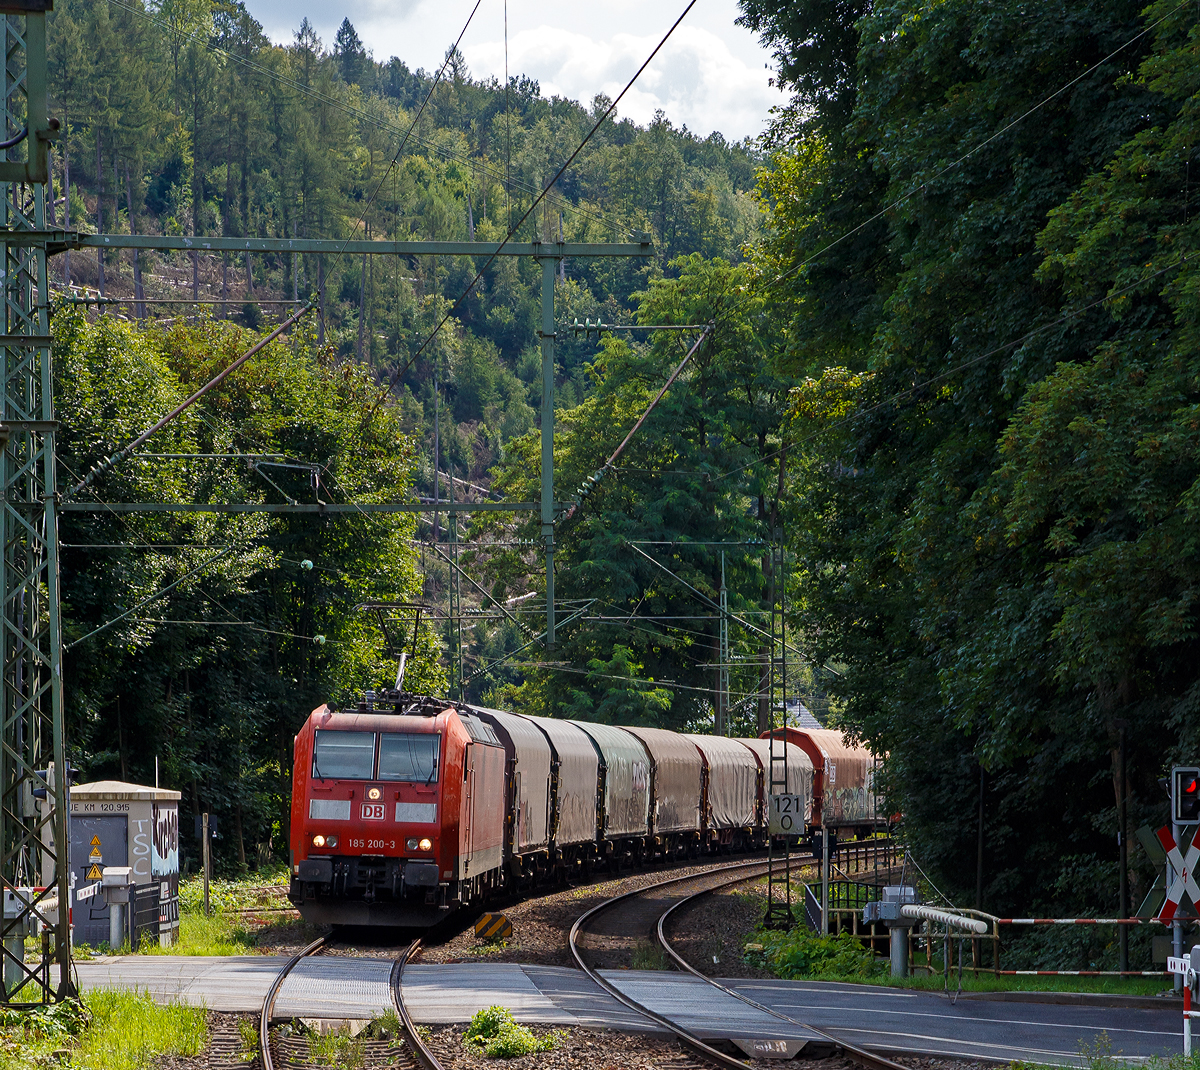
[723,978,1175,1064]
[74,956,1181,1065]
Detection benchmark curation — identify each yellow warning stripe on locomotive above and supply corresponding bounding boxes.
[474,912,512,941]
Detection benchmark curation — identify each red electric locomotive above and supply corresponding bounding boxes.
[288,690,506,926]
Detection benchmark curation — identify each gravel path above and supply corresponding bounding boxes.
[663,877,779,980]
[426,1024,825,1070]
[419,859,793,969]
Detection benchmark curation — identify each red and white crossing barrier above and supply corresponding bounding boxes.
[1168,954,1199,1055]
[996,917,1169,924]
[997,970,1164,976]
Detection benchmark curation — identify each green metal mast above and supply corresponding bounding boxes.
[0,0,74,1003]
[537,250,556,646]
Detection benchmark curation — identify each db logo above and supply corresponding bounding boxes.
[361,804,385,820]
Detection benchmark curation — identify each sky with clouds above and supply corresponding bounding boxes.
[241,0,784,143]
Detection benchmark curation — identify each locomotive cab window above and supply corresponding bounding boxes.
[313,730,376,780]
[378,733,439,783]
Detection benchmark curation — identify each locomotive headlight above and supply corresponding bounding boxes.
[418,838,433,852]
[405,838,419,850]
[312,834,326,848]
[326,835,339,848]
[367,787,381,801]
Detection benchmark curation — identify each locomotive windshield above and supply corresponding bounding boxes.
[378,733,439,783]
[313,730,375,780]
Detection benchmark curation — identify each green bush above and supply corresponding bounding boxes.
[745,927,883,980]
[463,1006,561,1059]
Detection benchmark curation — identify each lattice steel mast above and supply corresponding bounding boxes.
[0,0,73,1003]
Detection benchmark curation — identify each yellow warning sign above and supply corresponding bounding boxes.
[85,864,102,881]
[474,912,512,942]
[90,835,101,846]
[89,847,102,860]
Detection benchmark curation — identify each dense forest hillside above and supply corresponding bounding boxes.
[51,0,1200,947]
[49,0,769,870]
[48,0,761,464]
[477,0,1200,950]
[729,0,1200,942]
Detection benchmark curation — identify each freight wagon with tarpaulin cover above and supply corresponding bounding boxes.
[289,695,505,926]
[761,727,883,838]
[685,735,761,850]
[737,737,814,840]
[474,708,553,889]
[569,721,652,866]
[621,725,705,861]
[517,714,600,877]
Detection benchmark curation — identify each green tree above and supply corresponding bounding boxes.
[56,310,436,871]
[752,0,1182,922]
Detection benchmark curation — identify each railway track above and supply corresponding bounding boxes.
[570,856,909,1070]
[253,934,444,1070]
[656,867,909,1070]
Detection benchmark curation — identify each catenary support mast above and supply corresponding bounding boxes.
[538,250,556,645]
[0,0,74,1004]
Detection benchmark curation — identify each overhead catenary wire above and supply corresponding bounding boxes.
[562,322,713,522]
[55,293,304,306]
[54,451,324,643]
[506,661,781,702]
[66,300,314,497]
[332,0,486,264]
[625,541,840,673]
[594,2,1197,496]
[73,1,1177,694]
[134,620,331,643]
[64,548,233,650]
[366,0,700,418]
[713,249,1196,484]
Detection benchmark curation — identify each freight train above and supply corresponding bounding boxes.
[288,688,883,927]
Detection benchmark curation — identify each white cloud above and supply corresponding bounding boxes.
[464,24,779,140]
[244,0,782,142]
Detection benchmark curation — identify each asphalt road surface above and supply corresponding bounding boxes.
[75,956,1182,1065]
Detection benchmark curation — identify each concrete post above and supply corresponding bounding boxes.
[821,830,830,936]
[890,925,909,977]
[3,935,23,995]
[202,813,211,917]
[108,903,122,951]
[864,885,919,978]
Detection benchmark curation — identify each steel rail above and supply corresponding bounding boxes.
[655,868,910,1070]
[259,935,327,1070]
[390,939,445,1070]
[570,858,781,1069]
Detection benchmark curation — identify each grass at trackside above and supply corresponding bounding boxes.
[1015,1042,1200,1070]
[737,886,1174,998]
[176,864,292,915]
[0,990,206,1069]
[75,990,207,1069]
[71,867,301,958]
[826,970,1170,997]
[139,910,260,956]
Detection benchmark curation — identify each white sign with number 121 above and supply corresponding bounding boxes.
[769,794,804,835]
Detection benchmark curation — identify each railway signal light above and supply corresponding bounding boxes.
[1173,767,1200,825]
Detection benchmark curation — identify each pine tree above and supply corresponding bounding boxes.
[333,18,367,88]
